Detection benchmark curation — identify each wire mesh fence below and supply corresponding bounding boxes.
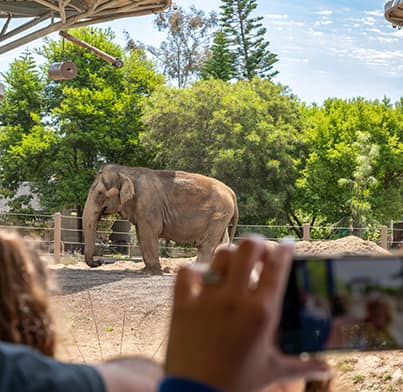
[0,212,401,262]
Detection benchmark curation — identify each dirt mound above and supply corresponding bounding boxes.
[295,235,391,257]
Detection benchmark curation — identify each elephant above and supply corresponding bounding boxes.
[83,164,239,274]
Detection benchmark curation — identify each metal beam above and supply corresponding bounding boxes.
[69,7,166,28]
[0,12,51,43]
[59,0,67,23]
[0,19,62,53]
[0,0,171,54]
[33,0,60,13]
[0,14,11,36]
[87,3,168,18]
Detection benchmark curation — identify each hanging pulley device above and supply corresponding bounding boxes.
[48,30,124,81]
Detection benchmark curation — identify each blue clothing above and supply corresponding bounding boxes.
[159,377,221,392]
[0,342,105,392]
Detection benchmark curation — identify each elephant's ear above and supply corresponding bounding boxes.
[119,173,135,205]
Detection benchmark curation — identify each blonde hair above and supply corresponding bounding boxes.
[0,231,55,356]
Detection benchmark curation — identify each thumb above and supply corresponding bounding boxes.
[274,355,331,383]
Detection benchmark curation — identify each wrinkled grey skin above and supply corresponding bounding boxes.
[83,165,238,274]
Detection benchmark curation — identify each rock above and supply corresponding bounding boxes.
[356,355,382,371]
[391,369,402,383]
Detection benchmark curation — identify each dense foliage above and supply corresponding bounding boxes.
[294,98,403,228]
[0,28,163,214]
[142,78,306,224]
[0,25,401,234]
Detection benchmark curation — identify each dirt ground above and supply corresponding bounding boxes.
[49,236,403,391]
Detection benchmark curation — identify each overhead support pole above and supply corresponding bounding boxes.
[0,14,11,37]
[59,0,67,23]
[33,0,60,13]
[0,12,51,43]
[59,30,123,68]
[0,0,171,55]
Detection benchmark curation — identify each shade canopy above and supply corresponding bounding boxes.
[385,0,403,26]
[0,0,171,53]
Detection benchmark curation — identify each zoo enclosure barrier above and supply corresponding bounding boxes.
[0,211,402,263]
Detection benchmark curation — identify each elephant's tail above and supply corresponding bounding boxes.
[229,194,238,244]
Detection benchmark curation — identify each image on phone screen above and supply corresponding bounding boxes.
[279,256,403,354]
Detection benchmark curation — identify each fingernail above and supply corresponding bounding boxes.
[279,236,296,245]
[310,369,332,381]
[241,233,267,241]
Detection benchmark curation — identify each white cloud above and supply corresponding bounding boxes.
[328,46,403,75]
[363,17,376,26]
[365,10,384,17]
[350,16,376,27]
[315,20,333,26]
[316,10,333,16]
[311,30,324,37]
[376,36,399,43]
[367,28,382,34]
[265,13,288,19]
[282,57,310,64]
[270,20,289,26]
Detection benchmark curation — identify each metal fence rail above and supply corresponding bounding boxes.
[0,211,401,262]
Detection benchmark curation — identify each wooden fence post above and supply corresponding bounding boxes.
[303,223,311,241]
[54,212,62,263]
[380,225,388,250]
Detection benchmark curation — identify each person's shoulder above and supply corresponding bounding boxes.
[0,342,105,392]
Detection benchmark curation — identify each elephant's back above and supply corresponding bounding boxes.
[161,170,233,198]
[127,167,236,211]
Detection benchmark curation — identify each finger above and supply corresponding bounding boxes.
[174,267,201,309]
[199,247,233,293]
[274,355,331,383]
[210,246,233,278]
[255,243,293,327]
[226,237,266,295]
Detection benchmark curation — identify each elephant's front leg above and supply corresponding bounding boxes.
[137,225,162,275]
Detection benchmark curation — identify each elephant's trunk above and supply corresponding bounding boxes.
[83,193,103,267]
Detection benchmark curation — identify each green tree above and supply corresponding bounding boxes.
[338,132,379,234]
[0,52,51,203]
[0,52,44,132]
[145,6,217,87]
[142,78,304,224]
[294,98,403,231]
[201,31,234,81]
[0,28,163,217]
[219,0,278,80]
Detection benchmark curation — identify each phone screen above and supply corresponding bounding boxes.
[279,256,403,354]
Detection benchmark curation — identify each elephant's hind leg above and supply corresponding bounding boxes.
[196,244,215,264]
[196,224,231,264]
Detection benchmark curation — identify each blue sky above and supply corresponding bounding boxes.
[0,0,402,104]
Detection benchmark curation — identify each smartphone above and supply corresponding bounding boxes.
[279,255,403,354]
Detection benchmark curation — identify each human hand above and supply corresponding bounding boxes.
[165,237,330,392]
